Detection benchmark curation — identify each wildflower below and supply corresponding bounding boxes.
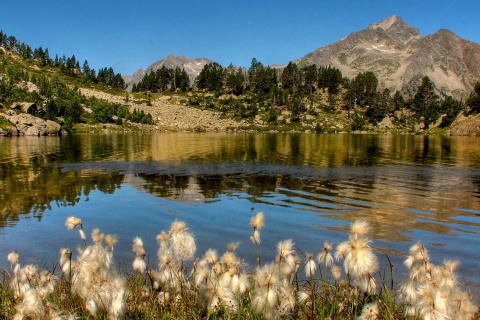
[91,228,104,244]
[14,289,46,319]
[250,211,265,230]
[8,250,19,265]
[335,241,350,261]
[358,302,379,320]
[331,265,342,281]
[59,248,72,275]
[65,216,82,229]
[276,239,295,261]
[227,241,240,252]
[132,237,146,256]
[318,241,334,267]
[156,231,169,250]
[350,220,370,237]
[220,251,238,269]
[104,234,118,252]
[203,248,218,265]
[133,256,147,273]
[297,289,311,304]
[251,229,261,245]
[335,220,378,294]
[304,253,317,278]
[78,229,86,241]
[169,220,196,261]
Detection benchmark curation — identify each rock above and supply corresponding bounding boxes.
[378,116,394,128]
[9,125,18,136]
[46,120,61,134]
[1,112,61,136]
[0,128,10,136]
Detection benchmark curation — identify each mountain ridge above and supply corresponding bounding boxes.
[296,15,480,98]
[124,16,480,98]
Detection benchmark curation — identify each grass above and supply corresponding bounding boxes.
[1,215,478,320]
[0,115,11,131]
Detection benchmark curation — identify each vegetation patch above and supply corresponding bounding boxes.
[1,214,478,319]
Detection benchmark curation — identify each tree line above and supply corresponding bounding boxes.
[132,56,478,130]
[0,31,126,90]
[132,66,189,93]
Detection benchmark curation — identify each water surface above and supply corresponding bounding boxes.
[1,133,479,292]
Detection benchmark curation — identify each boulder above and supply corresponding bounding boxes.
[0,128,10,136]
[46,120,61,134]
[9,125,18,136]
[378,116,394,128]
[1,112,61,136]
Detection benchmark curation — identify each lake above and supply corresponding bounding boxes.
[1,132,480,293]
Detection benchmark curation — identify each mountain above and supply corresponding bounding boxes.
[123,55,213,91]
[296,15,480,98]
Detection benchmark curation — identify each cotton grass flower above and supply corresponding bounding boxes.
[331,265,342,281]
[78,229,86,241]
[335,220,378,294]
[132,237,147,273]
[250,211,265,230]
[69,226,126,320]
[358,302,379,320]
[318,240,334,267]
[304,253,317,278]
[8,250,19,265]
[132,237,146,256]
[65,216,82,229]
[227,241,240,252]
[401,241,478,320]
[250,212,265,266]
[350,220,370,237]
[59,248,72,275]
[169,220,196,261]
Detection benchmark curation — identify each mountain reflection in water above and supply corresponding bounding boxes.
[0,133,479,293]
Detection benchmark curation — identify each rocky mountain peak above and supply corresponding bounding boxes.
[368,15,421,44]
[368,15,403,30]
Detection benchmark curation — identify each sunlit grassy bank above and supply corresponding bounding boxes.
[1,214,478,319]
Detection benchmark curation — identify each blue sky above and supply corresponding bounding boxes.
[1,0,479,75]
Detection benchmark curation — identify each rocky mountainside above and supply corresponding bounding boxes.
[123,54,213,91]
[296,15,480,99]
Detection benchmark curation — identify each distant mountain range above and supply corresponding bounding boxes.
[123,55,213,91]
[124,16,480,98]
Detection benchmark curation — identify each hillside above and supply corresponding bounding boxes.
[2,26,480,136]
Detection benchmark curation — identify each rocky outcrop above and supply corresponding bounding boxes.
[449,112,480,136]
[0,112,62,136]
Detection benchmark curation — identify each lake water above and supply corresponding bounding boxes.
[1,133,480,293]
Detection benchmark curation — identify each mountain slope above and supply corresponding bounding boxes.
[296,15,480,98]
[123,55,213,90]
